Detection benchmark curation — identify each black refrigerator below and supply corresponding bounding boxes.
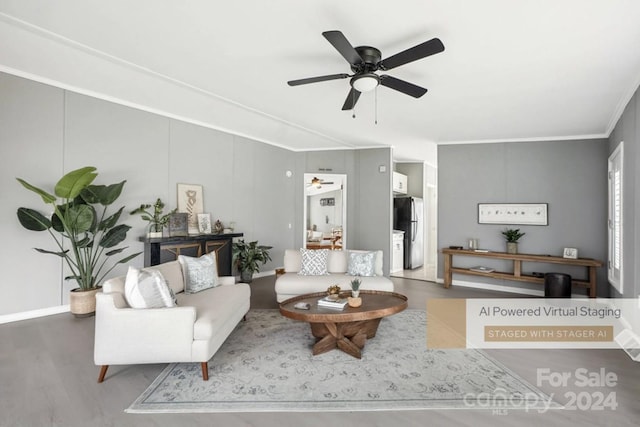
[393,197,424,270]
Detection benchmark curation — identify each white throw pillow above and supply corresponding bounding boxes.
[349,250,384,276]
[124,266,176,309]
[178,252,219,293]
[298,248,330,276]
[347,251,377,276]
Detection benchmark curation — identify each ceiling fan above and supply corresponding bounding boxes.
[307,177,334,188]
[288,30,445,111]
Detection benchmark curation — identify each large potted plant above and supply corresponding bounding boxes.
[16,166,141,317]
[501,228,525,254]
[232,239,272,283]
[130,198,176,238]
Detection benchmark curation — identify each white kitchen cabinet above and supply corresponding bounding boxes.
[392,172,408,194]
[391,230,405,273]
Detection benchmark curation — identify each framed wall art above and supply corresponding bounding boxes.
[197,213,212,234]
[478,203,548,226]
[177,183,203,234]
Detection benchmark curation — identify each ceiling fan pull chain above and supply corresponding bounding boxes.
[375,86,378,125]
[352,91,356,119]
[351,92,356,119]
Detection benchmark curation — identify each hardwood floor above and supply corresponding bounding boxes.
[1,275,638,426]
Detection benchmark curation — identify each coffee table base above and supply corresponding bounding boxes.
[310,318,382,359]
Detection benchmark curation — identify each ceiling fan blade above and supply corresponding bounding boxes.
[379,75,428,98]
[322,31,364,67]
[379,38,444,71]
[288,73,350,86]
[341,88,361,110]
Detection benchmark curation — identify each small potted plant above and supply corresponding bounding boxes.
[348,278,362,308]
[350,277,361,298]
[130,198,177,238]
[232,239,272,283]
[501,228,525,254]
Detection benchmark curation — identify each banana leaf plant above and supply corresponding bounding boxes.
[16,166,141,291]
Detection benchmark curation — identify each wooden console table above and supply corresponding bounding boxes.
[442,248,602,298]
[140,233,243,276]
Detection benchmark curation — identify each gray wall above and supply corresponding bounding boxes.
[297,148,393,275]
[0,72,392,316]
[609,87,640,299]
[353,148,393,275]
[438,139,609,296]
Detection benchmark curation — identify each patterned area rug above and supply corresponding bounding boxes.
[127,309,556,413]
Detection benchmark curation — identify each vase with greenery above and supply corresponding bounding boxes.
[501,228,525,254]
[16,166,141,316]
[232,239,272,283]
[130,198,177,238]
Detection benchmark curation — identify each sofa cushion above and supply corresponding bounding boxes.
[124,266,176,309]
[327,250,348,273]
[284,249,302,272]
[178,253,220,293]
[298,248,330,276]
[148,260,184,294]
[177,283,251,340]
[346,251,376,276]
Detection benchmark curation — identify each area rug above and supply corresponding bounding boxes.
[127,309,557,413]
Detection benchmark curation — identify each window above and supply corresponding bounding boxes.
[608,142,623,293]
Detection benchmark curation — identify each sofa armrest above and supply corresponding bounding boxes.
[218,276,236,286]
[94,292,197,365]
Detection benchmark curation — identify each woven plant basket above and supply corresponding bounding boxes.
[69,287,101,318]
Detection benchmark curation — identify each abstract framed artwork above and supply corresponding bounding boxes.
[177,183,204,234]
[478,203,548,226]
[168,212,188,237]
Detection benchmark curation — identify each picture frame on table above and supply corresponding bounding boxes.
[168,212,188,237]
[177,183,203,234]
[197,213,212,234]
[563,247,578,259]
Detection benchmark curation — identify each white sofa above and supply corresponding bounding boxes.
[94,259,250,382]
[275,249,394,302]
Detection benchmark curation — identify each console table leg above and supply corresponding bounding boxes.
[444,253,452,288]
[514,260,522,277]
[589,266,597,298]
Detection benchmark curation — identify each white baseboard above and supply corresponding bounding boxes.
[2,270,278,323]
[0,304,70,324]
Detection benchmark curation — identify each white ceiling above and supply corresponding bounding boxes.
[2,1,640,162]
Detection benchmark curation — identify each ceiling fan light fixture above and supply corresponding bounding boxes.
[351,73,379,92]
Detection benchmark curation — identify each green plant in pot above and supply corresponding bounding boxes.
[130,198,177,238]
[350,277,361,298]
[232,239,272,283]
[16,166,141,317]
[501,228,525,254]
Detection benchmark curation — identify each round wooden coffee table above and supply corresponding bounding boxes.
[279,290,408,359]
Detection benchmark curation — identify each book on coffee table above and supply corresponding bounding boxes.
[317,296,348,310]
